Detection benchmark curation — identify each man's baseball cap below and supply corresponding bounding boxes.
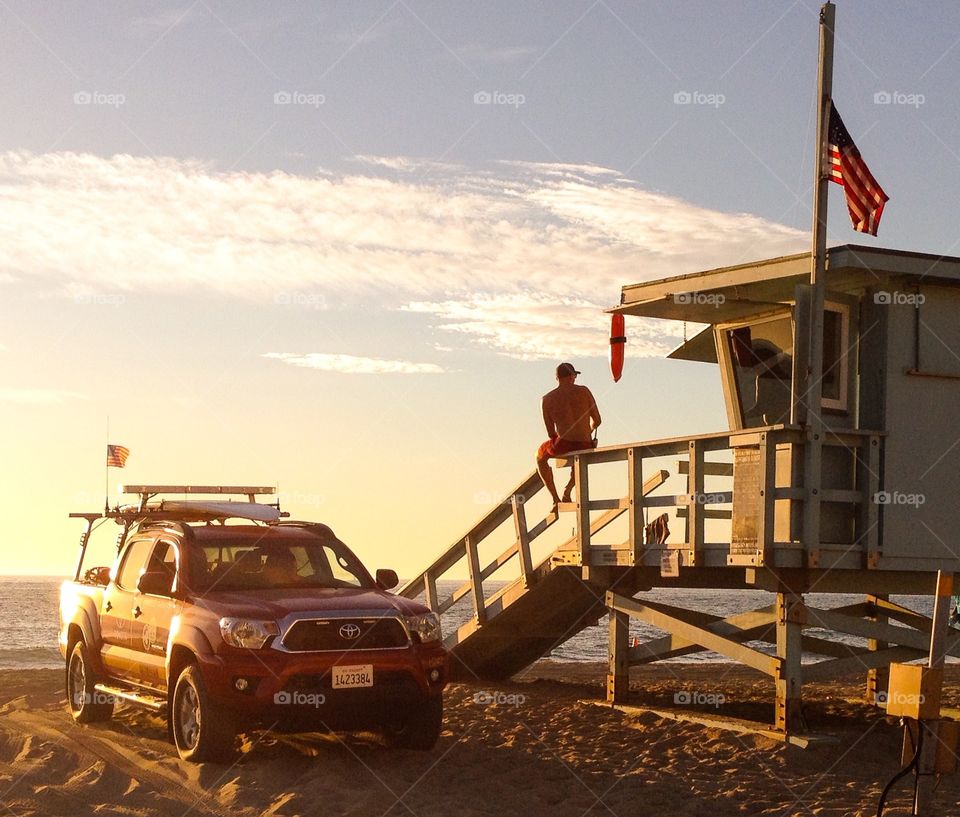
[556,362,581,378]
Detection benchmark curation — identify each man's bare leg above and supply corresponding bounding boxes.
[536,455,560,510]
[561,468,576,503]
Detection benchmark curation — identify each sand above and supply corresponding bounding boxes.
[1,663,958,816]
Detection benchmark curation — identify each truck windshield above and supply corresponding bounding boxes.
[186,538,373,592]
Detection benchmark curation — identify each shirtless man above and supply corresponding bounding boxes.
[536,362,601,510]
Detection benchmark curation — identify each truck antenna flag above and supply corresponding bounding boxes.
[106,445,130,468]
[828,102,890,236]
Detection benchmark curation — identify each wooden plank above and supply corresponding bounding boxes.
[807,607,960,657]
[676,508,732,520]
[861,435,881,568]
[574,455,590,562]
[802,426,823,565]
[555,428,769,468]
[630,607,777,664]
[678,460,733,476]
[628,449,643,564]
[757,432,777,566]
[607,593,780,677]
[686,440,704,567]
[866,593,889,703]
[600,702,831,748]
[587,498,630,511]
[775,591,804,733]
[512,495,533,588]
[608,608,629,703]
[804,646,925,682]
[929,572,955,667]
[874,598,934,632]
[527,509,558,540]
[465,535,487,625]
[623,604,878,663]
[424,572,438,611]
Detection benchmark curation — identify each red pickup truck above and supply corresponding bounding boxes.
[59,486,448,762]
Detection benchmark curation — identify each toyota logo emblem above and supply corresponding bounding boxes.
[339,623,361,639]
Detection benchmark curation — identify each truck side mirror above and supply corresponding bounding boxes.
[138,569,173,596]
[375,569,399,590]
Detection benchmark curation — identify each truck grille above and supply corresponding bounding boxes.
[281,617,409,652]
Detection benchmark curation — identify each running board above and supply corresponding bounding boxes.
[95,683,167,712]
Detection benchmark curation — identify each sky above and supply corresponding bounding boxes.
[1,0,958,577]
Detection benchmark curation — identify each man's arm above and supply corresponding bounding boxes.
[541,398,556,438]
[586,388,601,431]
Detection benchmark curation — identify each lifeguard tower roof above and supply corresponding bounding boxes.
[615,244,960,324]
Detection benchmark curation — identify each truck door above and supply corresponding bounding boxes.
[100,536,155,683]
[133,539,182,690]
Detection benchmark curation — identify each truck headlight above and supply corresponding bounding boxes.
[219,617,279,649]
[404,612,442,644]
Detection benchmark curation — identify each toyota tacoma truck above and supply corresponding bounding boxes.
[59,485,448,762]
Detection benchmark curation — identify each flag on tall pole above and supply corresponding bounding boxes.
[106,444,130,468]
[827,102,889,236]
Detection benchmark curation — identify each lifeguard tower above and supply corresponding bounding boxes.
[399,243,960,738]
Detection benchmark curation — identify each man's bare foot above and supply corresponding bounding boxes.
[550,497,560,514]
[560,491,572,503]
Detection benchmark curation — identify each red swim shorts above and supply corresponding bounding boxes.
[537,437,594,460]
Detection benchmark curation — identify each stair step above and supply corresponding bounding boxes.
[95,683,166,712]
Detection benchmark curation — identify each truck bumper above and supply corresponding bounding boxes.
[195,642,448,729]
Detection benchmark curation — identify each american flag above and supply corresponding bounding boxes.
[828,102,889,236]
[106,444,130,468]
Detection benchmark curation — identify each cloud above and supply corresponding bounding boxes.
[404,294,683,360]
[0,388,89,405]
[263,352,444,375]
[456,44,540,64]
[0,151,806,360]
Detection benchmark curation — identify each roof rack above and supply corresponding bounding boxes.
[69,485,284,580]
[121,485,275,504]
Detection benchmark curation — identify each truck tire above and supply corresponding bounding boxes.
[384,695,443,750]
[66,640,114,723]
[171,665,237,762]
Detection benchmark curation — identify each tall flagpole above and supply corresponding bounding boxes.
[105,415,110,514]
[802,2,835,565]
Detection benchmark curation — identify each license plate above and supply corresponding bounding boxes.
[332,664,373,689]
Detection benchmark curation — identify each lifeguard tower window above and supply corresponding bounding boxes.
[726,315,794,427]
[820,303,851,412]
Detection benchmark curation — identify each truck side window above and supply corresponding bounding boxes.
[116,539,155,590]
[147,541,179,593]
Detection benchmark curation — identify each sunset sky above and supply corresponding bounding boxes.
[1,1,958,576]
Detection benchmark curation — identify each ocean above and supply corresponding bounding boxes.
[3,576,948,671]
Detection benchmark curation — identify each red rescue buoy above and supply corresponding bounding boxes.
[609,313,626,382]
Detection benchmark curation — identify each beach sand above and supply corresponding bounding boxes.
[1,663,959,816]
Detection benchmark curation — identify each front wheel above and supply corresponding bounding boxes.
[384,695,443,750]
[66,640,114,723]
[171,665,237,762]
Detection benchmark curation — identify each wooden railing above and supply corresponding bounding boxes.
[399,423,883,630]
[397,470,553,622]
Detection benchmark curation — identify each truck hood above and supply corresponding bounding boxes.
[188,587,430,620]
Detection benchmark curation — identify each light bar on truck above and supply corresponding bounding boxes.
[120,485,276,496]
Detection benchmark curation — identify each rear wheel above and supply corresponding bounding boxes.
[171,665,237,763]
[384,695,443,750]
[66,640,114,723]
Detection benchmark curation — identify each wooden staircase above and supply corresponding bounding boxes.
[397,459,669,680]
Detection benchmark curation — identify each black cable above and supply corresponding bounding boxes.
[876,719,923,817]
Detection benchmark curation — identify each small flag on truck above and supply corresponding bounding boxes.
[106,445,130,468]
